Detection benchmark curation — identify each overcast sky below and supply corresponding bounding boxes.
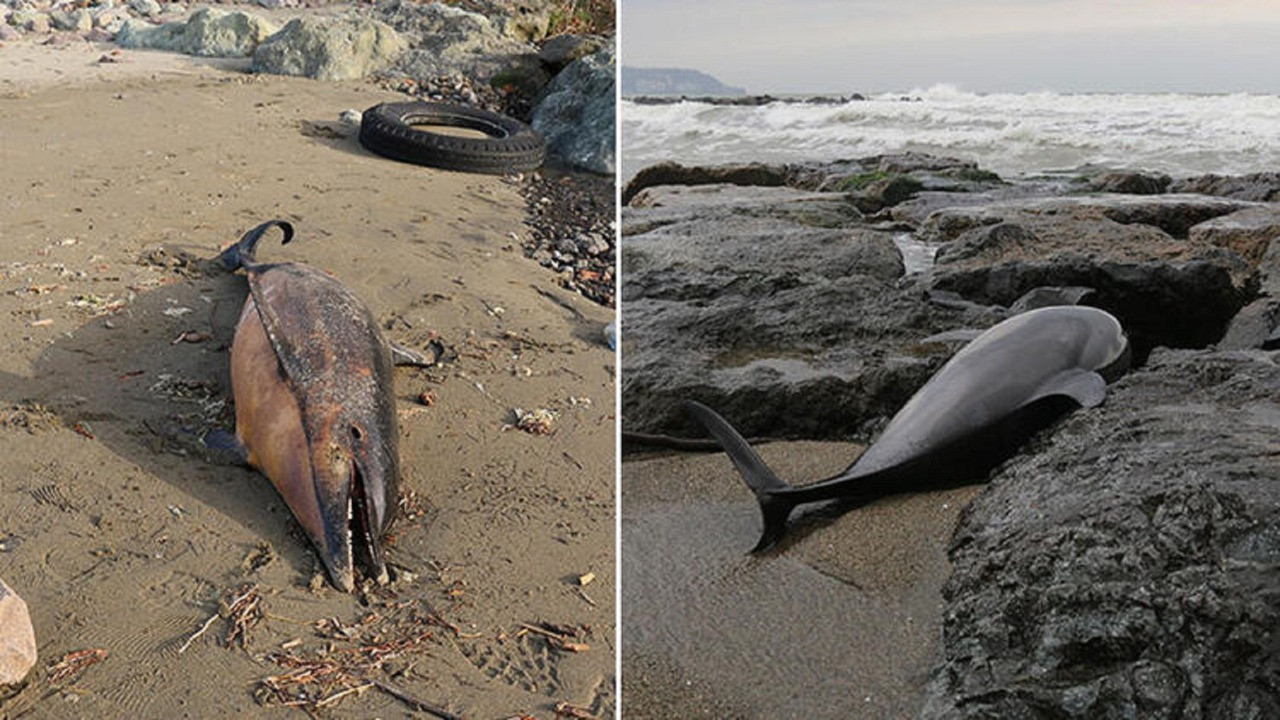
[621,0,1280,94]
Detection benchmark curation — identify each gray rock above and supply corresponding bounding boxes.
[1171,172,1280,202]
[538,32,605,70]
[10,9,50,33]
[530,41,614,174]
[874,152,984,175]
[1218,297,1280,350]
[49,7,91,31]
[495,0,554,42]
[934,221,1036,265]
[125,0,159,17]
[92,6,129,31]
[920,195,1260,244]
[623,161,793,206]
[1188,205,1280,268]
[625,183,862,228]
[922,348,1280,719]
[0,24,20,41]
[117,8,276,57]
[926,198,1257,358]
[251,15,405,81]
[850,174,925,213]
[378,0,533,82]
[1087,171,1171,195]
[0,577,36,686]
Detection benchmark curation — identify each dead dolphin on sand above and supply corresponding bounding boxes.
[213,220,406,592]
[686,305,1131,552]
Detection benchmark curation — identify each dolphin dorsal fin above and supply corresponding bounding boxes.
[1028,368,1108,409]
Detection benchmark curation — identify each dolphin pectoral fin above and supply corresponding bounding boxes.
[1031,368,1108,409]
[683,401,800,552]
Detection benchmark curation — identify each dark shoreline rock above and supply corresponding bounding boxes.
[922,347,1280,719]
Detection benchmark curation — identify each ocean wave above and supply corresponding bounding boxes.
[620,91,1280,181]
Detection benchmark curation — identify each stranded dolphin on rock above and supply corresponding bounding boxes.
[686,305,1131,552]
[213,220,402,592]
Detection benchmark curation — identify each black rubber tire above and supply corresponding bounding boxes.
[358,101,546,175]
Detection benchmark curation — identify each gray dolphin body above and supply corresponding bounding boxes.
[686,305,1131,551]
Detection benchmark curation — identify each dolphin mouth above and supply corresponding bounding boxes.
[348,465,388,587]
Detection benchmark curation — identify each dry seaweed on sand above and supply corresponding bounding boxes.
[516,621,592,653]
[223,583,265,648]
[178,582,265,654]
[46,647,109,685]
[254,598,463,717]
[554,700,599,719]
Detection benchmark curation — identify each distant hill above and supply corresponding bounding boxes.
[621,67,746,96]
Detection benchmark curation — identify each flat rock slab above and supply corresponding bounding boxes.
[0,577,36,686]
[1171,172,1280,202]
[1188,205,1280,267]
[920,194,1261,244]
[923,348,1280,719]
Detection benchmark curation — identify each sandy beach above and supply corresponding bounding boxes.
[621,443,980,718]
[0,38,614,719]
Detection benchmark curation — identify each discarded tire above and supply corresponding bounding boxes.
[358,101,546,174]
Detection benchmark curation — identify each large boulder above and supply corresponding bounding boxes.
[0,577,36,686]
[251,16,406,81]
[923,348,1280,719]
[377,0,535,82]
[117,8,277,57]
[1086,170,1171,195]
[924,195,1262,357]
[530,40,615,174]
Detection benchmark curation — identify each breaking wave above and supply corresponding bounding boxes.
[621,85,1280,181]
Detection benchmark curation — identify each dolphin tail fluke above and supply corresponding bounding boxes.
[683,400,799,552]
[218,220,295,271]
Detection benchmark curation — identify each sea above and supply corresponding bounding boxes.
[620,85,1280,183]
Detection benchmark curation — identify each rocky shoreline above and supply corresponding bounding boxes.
[626,92,867,106]
[621,155,1280,716]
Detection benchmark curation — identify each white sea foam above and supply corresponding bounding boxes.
[621,85,1280,182]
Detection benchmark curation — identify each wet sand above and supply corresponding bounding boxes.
[0,41,614,718]
[621,442,980,718]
